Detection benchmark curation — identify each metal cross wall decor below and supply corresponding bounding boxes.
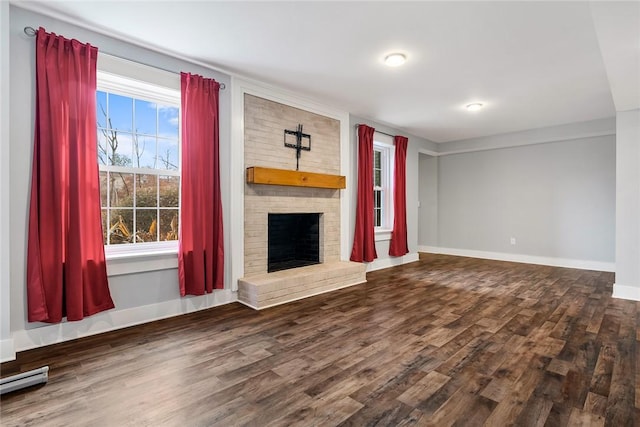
[284,124,311,171]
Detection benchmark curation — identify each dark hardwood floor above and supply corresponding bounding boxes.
[1,254,638,426]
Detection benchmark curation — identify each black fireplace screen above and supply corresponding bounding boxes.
[268,213,320,273]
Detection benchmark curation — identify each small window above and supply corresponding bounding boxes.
[373,140,394,230]
[97,71,181,255]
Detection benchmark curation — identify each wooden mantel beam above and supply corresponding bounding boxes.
[246,166,346,190]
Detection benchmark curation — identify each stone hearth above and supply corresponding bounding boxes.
[238,261,365,310]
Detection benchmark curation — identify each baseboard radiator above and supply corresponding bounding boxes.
[0,366,49,395]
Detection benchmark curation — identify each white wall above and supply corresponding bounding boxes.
[613,109,640,300]
[418,154,438,247]
[7,7,234,358]
[435,134,616,269]
[348,115,437,271]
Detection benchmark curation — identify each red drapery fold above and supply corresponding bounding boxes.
[27,28,114,323]
[389,135,409,257]
[350,124,378,262]
[179,73,224,296]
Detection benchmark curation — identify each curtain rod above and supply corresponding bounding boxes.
[23,26,226,90]
[354,124,395,138]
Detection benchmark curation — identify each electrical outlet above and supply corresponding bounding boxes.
[510,237,516,245]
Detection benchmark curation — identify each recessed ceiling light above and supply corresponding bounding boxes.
[384,53,406,67]
[466,103,484,111]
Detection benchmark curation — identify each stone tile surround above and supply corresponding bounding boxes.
[240,94,365,309]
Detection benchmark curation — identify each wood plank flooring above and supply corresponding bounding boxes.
[1,254,638,426]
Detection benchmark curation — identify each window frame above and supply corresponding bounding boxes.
[96,69,182,259]
[373,138,395,238]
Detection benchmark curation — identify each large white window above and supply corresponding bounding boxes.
[373,139,394,231]
[97,69,181,255]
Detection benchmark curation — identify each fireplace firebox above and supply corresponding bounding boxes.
[268,213,320,273]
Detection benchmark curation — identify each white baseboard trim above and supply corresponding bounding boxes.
[12,289,237,353]
[612,283,640,302]
[366,252,420,272]
[418,246,615,272]
[0,338,15,363]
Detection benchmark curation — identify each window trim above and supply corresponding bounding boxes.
[97,68,181,261]
[97,71,179,107]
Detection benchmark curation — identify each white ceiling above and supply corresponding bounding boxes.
[13,1,640,143]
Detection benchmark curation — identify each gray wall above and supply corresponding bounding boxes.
[348,115,437,267]
[418,154,438,247]
[8,7,232,338]
[615,109,640,290]
[437,135,616,262]
[439,117,615,154]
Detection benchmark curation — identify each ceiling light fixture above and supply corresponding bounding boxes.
[466,103,484,111]
[384,53,406,67]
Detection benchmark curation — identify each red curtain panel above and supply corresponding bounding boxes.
[350,124,378,262]
[389,135,409,256]
[179,73,224,296]
[27,28,114,323]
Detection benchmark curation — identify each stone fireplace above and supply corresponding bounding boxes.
[242,94,342,276]
[238,94,366,309]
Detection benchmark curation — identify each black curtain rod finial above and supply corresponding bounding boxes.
[24,26,37,37]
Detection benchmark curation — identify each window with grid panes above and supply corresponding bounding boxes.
[96,72,181,252]
[373,140,393,230]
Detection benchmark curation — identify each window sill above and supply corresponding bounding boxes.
[375,229,392,241]
[106,249,178,276]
